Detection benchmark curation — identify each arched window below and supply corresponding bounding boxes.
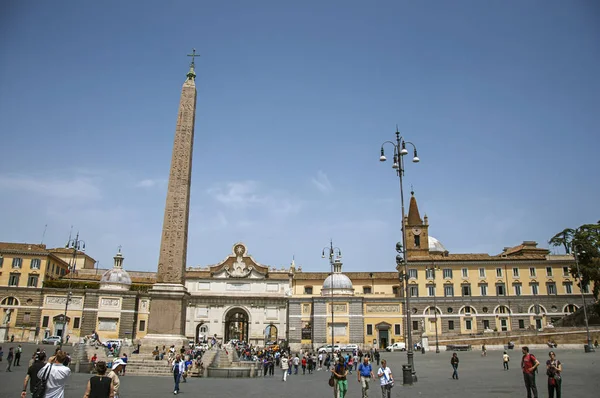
[564,304,578,314]
[459,305,477,315]
[424,306,441,316]
[494,305,511,315]
[528,304,547,314]
[1,296,19,306]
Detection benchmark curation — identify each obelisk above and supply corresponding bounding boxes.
[142,51,198,351]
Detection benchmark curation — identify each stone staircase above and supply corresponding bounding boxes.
[212,348,233,368]
[123,354,173,376]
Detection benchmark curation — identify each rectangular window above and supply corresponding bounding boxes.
[12,257,22,268]
[563,267,570,276]
[0,256,3,267]
[425,269,434,279]
[304,287,313,294]
[8,273,20,286]
[531,283,539,295]
[139,320,146,332]
[24,312,31,323]
[448,320,455,330]
[465,319,472,330]
[392,286,399,295]
[565,283,572,294]
[546,267,553,277]
[443,268,453,279]
[27,274,39,287]
[462,285,471,296]
[518,319,525,329]
[547,283,556,295]
[73,317,81,329]
[582,283,590,294]
[514,284,522,296]
[479,268,485,278]
[496,284,505,296]
[408,269,417,279]
[444,285,454,297]
[529,267,536,277]
[496,268,502,277]
[394,324,401,335]
[461,268,468,278]
[30,259,41,270]
[480,284,488,296]
[409,286,418,297]
[483,320,490,329]
[428,285,435,297]
[363,287,372,294]
[513,268,519,277]
[366,324,373,335]
[42,316,49,328]
[412,321,419,331]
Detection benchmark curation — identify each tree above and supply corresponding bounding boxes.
[549,228,575,254]
[549,221,600,299]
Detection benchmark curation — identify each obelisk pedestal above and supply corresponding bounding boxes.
[141,54,198,353]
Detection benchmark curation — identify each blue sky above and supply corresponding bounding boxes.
[1,1,598,273]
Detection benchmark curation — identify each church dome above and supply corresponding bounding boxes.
[428,236,448,254]
[321,259,354,296]
[323,274,353,290]
[99,249,132,291]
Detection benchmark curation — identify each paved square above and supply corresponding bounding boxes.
[1,343,599,397]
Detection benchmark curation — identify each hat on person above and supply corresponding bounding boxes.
[111,359,125,369]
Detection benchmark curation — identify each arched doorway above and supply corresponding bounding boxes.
[195,322,208,343]
[224,308,249,343]
[264,324,278,343]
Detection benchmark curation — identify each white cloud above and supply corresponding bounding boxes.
[136,178,167,188]
[311,170,333,194]
[207,180,302,217]
[0,173,102,201]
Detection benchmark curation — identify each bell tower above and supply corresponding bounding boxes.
[405,191,429,258]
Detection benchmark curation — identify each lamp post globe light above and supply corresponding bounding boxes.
[322,240,342,360]
[59,232,85,350]
[379,128,420,383]
[572,244,593,352]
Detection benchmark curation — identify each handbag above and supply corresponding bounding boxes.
[328,375,335,387]
[33,364,53,398]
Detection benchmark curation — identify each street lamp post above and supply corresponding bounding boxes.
[59,232,85,350]
[322,241,342,361]
[572,244,593,351]
[427,264,440,354]
[380,128,420,383]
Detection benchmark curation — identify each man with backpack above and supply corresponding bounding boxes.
[521,346,540,398]
[21,352,47,398]
[36,350,71,398]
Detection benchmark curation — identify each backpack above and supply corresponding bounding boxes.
[32,364,53,398]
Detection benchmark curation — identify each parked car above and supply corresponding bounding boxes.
[341,344,359,352]
[102,339,122,348]
[42,336,61,345]
[386,342,406,352]
[317,344,341,354]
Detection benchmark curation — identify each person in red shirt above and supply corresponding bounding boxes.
[90,353,98,374]
[301,356,307,375]
[521,346,540,398]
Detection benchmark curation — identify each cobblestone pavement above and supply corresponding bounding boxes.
[1,343,598,397]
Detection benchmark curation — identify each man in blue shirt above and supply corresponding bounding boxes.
[357,356,375,398]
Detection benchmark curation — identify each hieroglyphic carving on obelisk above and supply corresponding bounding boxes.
[143,51,198,345]
[156,50,198,284]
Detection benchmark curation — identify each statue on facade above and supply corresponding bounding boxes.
[2,309,12,325]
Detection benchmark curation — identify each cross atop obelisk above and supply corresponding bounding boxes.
[142,51,198,350]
